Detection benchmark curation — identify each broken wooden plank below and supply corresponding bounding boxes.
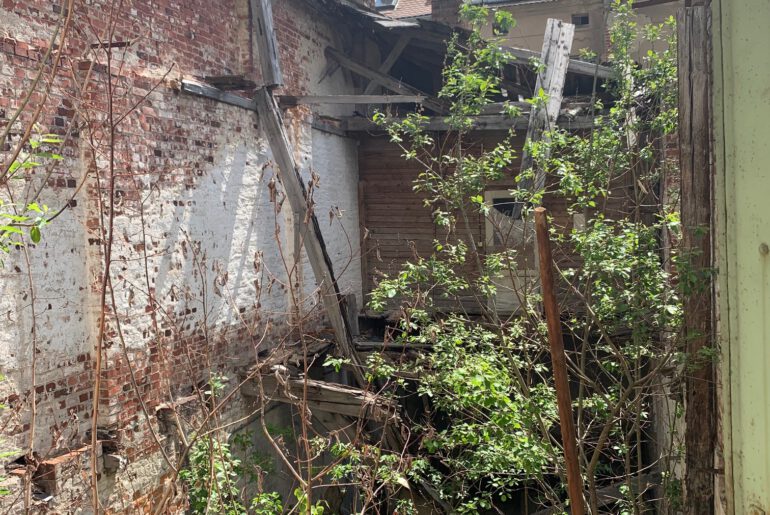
[364,35,412,95]
[501,44,612,80]
[324,46,447,114]
[278,94,426,106]
[250,0,283,87]
[254,88,367,386]
[180,80,256,111]
[242,375,398,423]
[512,19,574,219]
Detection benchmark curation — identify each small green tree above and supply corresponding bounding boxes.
[366,1,681,513]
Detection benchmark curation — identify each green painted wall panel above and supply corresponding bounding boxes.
[713,0,770,513]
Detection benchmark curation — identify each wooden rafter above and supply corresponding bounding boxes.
[363,35,412,95]
[325,46,448,114]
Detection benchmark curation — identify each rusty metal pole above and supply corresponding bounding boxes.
[534,207,585,515]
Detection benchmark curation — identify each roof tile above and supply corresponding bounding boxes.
[386,0,432,19]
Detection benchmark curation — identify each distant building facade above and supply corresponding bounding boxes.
[382,0,681,59]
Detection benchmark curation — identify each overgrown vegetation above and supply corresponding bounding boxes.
[0,129,61,254]
[356,1,681,513]
[180,2,682,514]
[0,0,684,513]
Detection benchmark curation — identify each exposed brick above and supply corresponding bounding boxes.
[0,0,362,511]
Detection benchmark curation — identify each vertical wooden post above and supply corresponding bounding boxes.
[358,180,369,300]
[534,207,585,515]
[678,6,715,515]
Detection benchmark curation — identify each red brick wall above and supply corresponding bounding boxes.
[0,0,354,511]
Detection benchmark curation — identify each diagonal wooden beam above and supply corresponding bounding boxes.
[250,0,367,387]
[512,19,575,219]
[325,46,447,114]
[254,88,367,386]
[363,35,411,94]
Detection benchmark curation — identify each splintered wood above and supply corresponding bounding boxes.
[512,18,574,219]
[242,375,398,424]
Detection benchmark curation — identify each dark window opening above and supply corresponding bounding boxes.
[572,13,590,27]
[492,198,523,220]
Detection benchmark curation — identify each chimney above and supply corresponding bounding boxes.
[431,0,463,25]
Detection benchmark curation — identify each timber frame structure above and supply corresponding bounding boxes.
[179,0,620,420]
[0,0,699,511]
[174,0,621,509]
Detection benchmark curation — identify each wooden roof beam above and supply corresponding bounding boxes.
[278,94,426,107]
[325,46,448,114]
[342,113,596,132]
[403,25,612,79]
[242,375,399,423]
[363,35,412,95]
[501,44,613,80]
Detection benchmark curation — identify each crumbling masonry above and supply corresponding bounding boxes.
[0,0,369,511]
